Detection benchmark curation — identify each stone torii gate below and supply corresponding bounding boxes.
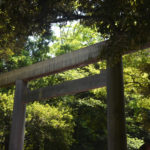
[0,40,149,150]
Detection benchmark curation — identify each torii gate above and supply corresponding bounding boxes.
[0,40,149,150]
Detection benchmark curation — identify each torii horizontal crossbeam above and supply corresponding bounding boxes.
[24,70,106,103]
[0,41,106,87]
[0,40,150,87]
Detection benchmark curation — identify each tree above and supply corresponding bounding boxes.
[49,23,150,150]
[1,0,150,60]
[29,23,108,150]
[0,34,52,73]
[0,0,86,59]
[0,93,74,150]
[78,0,150,56]
[0,21,149,150]
[123,49,150,149]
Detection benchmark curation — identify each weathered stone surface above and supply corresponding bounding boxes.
[106,56,127,150]
[0,41,106,87]
[9,80,27,150]
[0,40,150,87]
[24,70,106,103]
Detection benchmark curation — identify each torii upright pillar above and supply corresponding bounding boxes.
[106,55,127,150]
[9,80,27,150]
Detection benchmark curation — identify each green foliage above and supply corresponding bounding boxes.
[25,102,74,150]
[0,93,13,150]
[0,21,150,150]
[78,0,150,58]
[1,0,150,62]
[69,98,107,150]
[49,23,150,149]
[0,35,52,73]
[127,135,144,150]
[123,50,150,144]
[0,93,74,150]
[26,23,108,150]
[50,23,102,56]
[0,0,81,59]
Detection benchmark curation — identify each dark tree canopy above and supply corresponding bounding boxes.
[78,0,150,56]
[0,0,150,59]
[0,0,84,59]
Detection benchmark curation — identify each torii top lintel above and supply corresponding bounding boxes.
[0,40,150,87]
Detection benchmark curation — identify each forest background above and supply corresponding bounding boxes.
[0,22,150,150]
[0,0,150,150]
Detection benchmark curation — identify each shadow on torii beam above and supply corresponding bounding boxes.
[0,40,150,150]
